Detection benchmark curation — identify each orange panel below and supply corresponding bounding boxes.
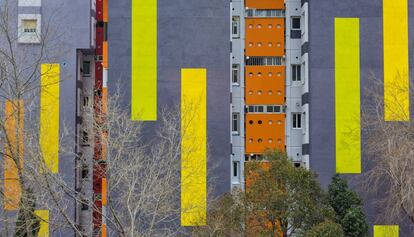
[102,177,107,206]
[4,100,24,211]
[246,66,285,105]
[246,18,285,57]
[245,114,285,154]
[246,0,285,9]
[103,0,108,22]
[103,42,108,69]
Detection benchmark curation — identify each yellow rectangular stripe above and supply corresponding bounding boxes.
[383,0,409,121]
[335,18,361,174]
[181,68,207,226]
[374,225,399,237]
[4,100,24,211]
[131,0,157,121]
[41,64,60,173]
[35,210,49,237]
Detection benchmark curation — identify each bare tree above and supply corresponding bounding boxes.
[361,72,414,225]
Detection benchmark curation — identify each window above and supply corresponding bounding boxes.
[18,14,41,44]
[248,105,282,113]
[83,96,89,107]
[292,17,301,29]
[233,161,240,177]
[82,130,89,144]
[23,20,37,33]
[246,57,283,66]
[232,113,240,134]
[291,17,301,39]
[83,61,91,76]
[19,0,42,6]
[292,113,302,129]
[232,17,240,38]
[232,64,240,85]
[292,65,301,82]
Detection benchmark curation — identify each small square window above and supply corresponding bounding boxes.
[18,14,41,44]
[23,20,37,33]
[292,17,301,29]
[83,61,91,76]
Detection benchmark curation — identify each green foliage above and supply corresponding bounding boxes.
[328,175,368,237]
[305,220,345,237]
[328,175,362,219]
[14,189,41,237]
[246,151,335,237]
[341,207,369,237]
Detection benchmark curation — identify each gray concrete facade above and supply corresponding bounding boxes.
[108,0,231,195]
[308,0,414,235]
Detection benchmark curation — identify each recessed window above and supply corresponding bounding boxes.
[232,64,240,85]
[292,113,302,129]
[292,17,301,29]
[83,61,91,76]
[18,14,41,44]
[23,20,37,33]
[233,161,240,177]
[232,17,240,38]
[292,65,301,82]
[82,130,89,144]
[232,113,240,134]
[291,17,301,39]
[19,0,41,7]
[83,96,89,107]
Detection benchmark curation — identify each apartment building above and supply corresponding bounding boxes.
[231,0,308,189]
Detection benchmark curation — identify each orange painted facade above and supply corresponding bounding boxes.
[244,0,285,156]
[4,100,24,211]
[245,18,285,57]
[245,114,285,154]
[245,65,285,105]
[245,0,285,10]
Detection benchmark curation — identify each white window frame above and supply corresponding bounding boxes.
[18,0,41,7]
[232,64,240,85]
[291,17,301,30]
[232,17,240,38]
[292,64,301,82]
[233,161,240,177]
[232,113,240,134]
[292,113,302,129]
[18,14,41,44]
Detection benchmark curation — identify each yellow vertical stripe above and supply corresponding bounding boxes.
[181,68,207,226]
[374,225,399,237]
[41,64,60,173]
[383,0,409,121]
[4,100,24,211]
[35,210,49,237]
[131,0,157,121]
[335,18,361,174]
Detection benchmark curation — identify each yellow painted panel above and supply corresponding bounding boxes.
[4,100,24,211]
[41,64,60,173]
[131,0,157,121]
[181,68,207,226]
[335,18,361,174]
[35,210,49,237]
[383,0,409,121]
[374,225,399,237]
